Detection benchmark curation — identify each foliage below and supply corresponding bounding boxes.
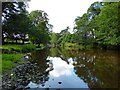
[2,1,52,46]
[49,32,58,45]
[57,27,71,44]
[95,2,119,45]
[49,47,59,57]
[29,10,51,47]
[73,2,119,50]
[2,1,30,45]
[3,10,31,44]
[2,2,27,22]
[49,2,119,50]
[74,2,103,48]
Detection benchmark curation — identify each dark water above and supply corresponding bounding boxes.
[26,47,119,89]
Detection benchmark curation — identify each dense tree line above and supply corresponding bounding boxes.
[74,2,120,49]
[50,2,120,50]
[2,1,120,50]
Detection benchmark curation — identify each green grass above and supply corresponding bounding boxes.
[0,44,36,74]
[1,44,36,53]
[1,44,21,50]
[1,54,24,74]
[0,55,2,75]
[2,60,15,73]
[2,54,23,62]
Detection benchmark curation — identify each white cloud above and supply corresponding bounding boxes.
[47,57,74,77]
[27,0,102,33]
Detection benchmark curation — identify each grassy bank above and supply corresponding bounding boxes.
[1,44,37,74]
[60,42,120,51]
[61,43,93,50]
[1,54,25,74]
[1,44,47,74]
[1,44,36,53]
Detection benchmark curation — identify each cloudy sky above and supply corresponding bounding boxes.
[27,0,102,33]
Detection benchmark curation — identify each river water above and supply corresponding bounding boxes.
[24,47,119,89]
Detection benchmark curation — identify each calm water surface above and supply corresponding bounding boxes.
[26,48,119,89]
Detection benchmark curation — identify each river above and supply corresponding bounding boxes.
[25,47,119,89]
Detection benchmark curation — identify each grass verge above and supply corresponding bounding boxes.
[1,54,25,74]
[1,44,36,53]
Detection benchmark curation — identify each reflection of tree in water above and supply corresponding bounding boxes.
[29,48,53,84]
[49,47,59,57]
[2,49,53,90]
[74,50,119,88]
[56,48,119,88]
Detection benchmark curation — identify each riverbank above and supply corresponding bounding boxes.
[1,45,119,89]
[1,44,48,74]
[1,54,26,74]
[59,43,120,51]
[1,44,36,54]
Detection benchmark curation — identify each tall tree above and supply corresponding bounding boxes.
[29,10,51,47]
[2,1,28,44]
[4,10,31,44]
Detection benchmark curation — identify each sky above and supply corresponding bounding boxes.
[27,0,102,33]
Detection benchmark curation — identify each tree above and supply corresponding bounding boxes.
[2,10,31,44]
[58,27,71,45]
[2,1,29,44]
[29,10,51,47]
[95,2,119,46]
[2,2,27,22]
[73,2,103,48]
[74,13,90,46]
[49,32,58,46]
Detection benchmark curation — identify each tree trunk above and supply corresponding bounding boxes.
[22,34,25,44]
[22,40,24,44]
[15,39,18,44]
[2,31,5,45]
[2,37,5,45]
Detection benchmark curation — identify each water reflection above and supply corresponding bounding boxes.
[28,57,88,88]
[60,49,119,88]
[47,57,73,77]
[27,47,119,89]
[29,49,53,85]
